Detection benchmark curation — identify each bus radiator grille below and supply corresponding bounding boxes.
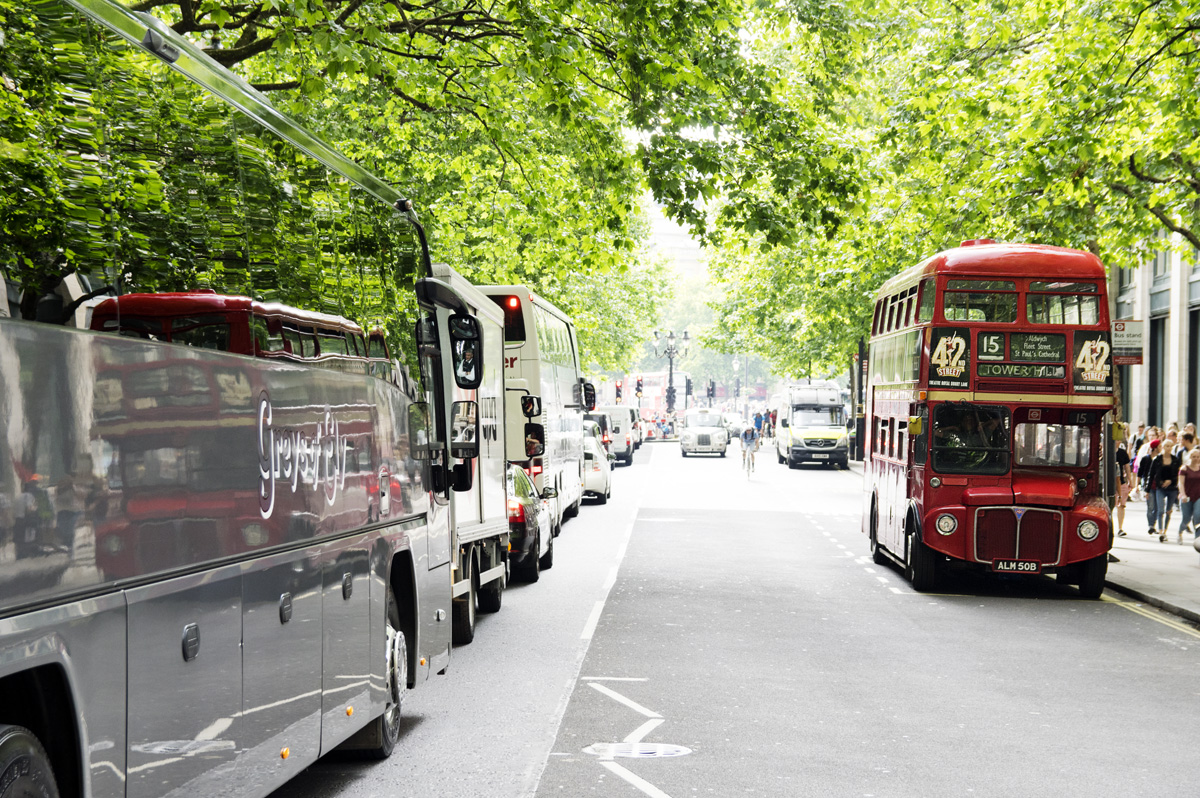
[973,507,1062,565]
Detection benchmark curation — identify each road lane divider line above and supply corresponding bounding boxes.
[581,601,605,640]
[582,677,649,681]
[602,564,620,591]
[588,682,662,718]
[1102,594,1200,639]
[600,761,675,798]
[624,718,665,744]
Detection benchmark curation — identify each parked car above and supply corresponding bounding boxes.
[679,407,729,457]
[506,464,555,582]
[585,411,614,454]
[583,437,614,503]
[594,405,635,465]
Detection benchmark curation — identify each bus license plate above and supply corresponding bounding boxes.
[812,453,829,459]
[992,559,1041,574]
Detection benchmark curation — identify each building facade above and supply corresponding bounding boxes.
[1110,237,1200,428]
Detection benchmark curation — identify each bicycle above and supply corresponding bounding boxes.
[741,437,758,477]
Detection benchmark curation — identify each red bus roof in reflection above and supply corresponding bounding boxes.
[92,292,365,333]
[878,243,1106,297]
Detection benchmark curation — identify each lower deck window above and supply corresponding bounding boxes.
[931,403,1010,475]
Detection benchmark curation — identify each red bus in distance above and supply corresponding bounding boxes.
[862,240,1114,597]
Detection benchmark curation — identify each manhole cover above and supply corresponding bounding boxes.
[582,743,692,759]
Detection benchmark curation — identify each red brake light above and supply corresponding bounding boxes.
[626,433,631,445]
[603,433,611,443]
[507,297,519,309]
[507,498,525,522]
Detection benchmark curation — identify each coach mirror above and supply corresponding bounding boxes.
[449,313,482,389]
[408,403,434,460]
[450,400,479,461]
[521,395,542,419]
[524,423,546,458]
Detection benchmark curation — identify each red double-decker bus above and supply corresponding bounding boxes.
[862,240,1114,597]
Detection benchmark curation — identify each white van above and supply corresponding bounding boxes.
[594,404,637,465]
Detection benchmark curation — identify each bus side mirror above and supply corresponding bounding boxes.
[450,400,479,459]
[908,415,923,436]
[449,313,482,389]
[521,395,542,418]
[582,382,596,411]
[524,422,546,458]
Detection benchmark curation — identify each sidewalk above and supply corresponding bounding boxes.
[843,458,1200,623]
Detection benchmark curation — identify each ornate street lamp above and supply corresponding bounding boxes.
[654,330,689,413]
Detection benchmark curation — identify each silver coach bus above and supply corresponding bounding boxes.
[0,2,484,798]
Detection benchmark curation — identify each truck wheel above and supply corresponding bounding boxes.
[539,532,555,570]
[777,449,785,464]
[1077,555,1107,599]
[478,566,503,614]
[0,726,59,798]
[452,565,477,645]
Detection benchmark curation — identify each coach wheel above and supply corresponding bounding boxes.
[0,725,59,798]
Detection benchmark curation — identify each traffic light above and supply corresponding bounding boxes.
[685,377,693,396]
[615,379,623,400]
[707,380,715,399]
[636,376,643,397]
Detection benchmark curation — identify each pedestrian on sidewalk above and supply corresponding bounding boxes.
[1175,431,1195,459]
[1115,440,1132,536]
[1147,440,1181,542]
[1178,448,1200,543]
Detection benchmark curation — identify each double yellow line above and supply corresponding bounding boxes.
[1102,594,1200,639]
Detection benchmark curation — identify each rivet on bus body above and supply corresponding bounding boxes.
[346,707,353,717]
[280,748,289,760]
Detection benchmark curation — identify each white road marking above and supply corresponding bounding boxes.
[890,587,905,594]
[602,564,620,591]
[601,761,676,798]
[588,682,662,718]
[864,567,877,574]
[875,577,889,585]
[581,601,605,640]
[582,677,649,682]
[624,718,665,743]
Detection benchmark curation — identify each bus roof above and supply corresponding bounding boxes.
[93,292,365,333]
[877,242,1106,298]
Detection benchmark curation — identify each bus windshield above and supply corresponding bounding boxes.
[1015,423,1091,468]
[931,403,1010,475]
[792,406,844,426]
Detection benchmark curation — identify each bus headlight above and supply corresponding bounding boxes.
[935,514,958,535]
[1077,520,1100,542]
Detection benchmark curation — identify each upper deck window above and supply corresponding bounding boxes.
[1026,283,1100,325]
[916,278,935,322]
[943,280,1017,323]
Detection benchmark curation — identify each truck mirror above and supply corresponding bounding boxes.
[449,313,482,389]
[908,415,923,436]
[451,462,474,492]
[524,422,546,458]
[582,382,596,411]
[780,418,788,428]
[450,400,479,459]
[521,395,542,418]
[408,403,433,460]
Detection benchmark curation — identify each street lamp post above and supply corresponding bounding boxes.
[654,330,689,415]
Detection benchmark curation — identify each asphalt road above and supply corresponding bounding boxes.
[271,439,1200,798]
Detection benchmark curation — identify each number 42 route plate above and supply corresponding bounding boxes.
[992,559,1041,574]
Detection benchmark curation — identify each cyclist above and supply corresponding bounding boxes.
[740,424,759,472]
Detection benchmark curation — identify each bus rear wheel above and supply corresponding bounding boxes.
[0,726,59,798]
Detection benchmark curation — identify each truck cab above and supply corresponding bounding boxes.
[776,383,850,469]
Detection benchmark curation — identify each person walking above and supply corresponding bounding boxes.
[1178,448,1200,543]
[1115,441,1132,536]
[1147,440,1181,542]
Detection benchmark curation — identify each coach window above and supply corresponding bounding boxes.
[171,315,232,352]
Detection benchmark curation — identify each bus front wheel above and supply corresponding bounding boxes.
[907,533,938,592]
[1077,555,1107,599]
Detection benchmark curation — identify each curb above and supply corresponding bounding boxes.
[1103,579,1200,626]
